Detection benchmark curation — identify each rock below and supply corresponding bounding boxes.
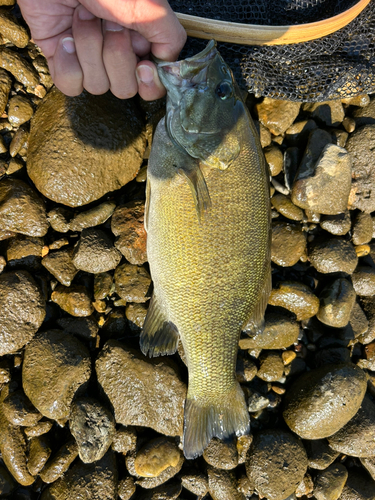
[42,248,78,286]
[240,311,299,349]
[350,301,369,338]
[51,284,94,317]
[203,438,238,470]
[72,228,122,274]
[2,390,42,426]
[0,464,15,496]
[23,420,53,439]
[111,426,137,454]
[247,391,269,412]
[340,470,375,500]
[317,278,356,327]
[39,440,79,484]
[111,201,147,265]
[134,437,182,477]
[360,457,375,481]
[69,201,116,231]
[56,316,99,340]
[256,352,284,382]
[302,101,345,127]
[296,474,314,498]
[0,48,39,91]
[41,449,117,500]
[304,439,339,470]
[343,94,370,108]
[246,429,307,500]
[271,222,306,267]
[0,270,45,356]
[0,68,11,115]
[0,178,48,237]
[137,481,182,500]
[6,235,44,270]
[236,357,257,383]
[0,360,10,384]
[94,272,114,300]
[271,194,304,221]
[320,211,351,235]
[264,144,283,176]
[346,125,375,213]
[327,396,375,457]
[27,435,51,476]
[314,463,348,500]
[96,341,186,436]
[283,364,367,439]
[292,144,352,215]
[0,9,29,47]
[8,95,33,126]
[352,212,373,245]
[308,238,358,274]
[207,465,245,500]
[255,98,301,136]
[23,330,91,420]
[126,302,148,331]
[114,263,151,303]
[285,119,318,146]
[268,281,319,321]
[352,267,375,296]
[27,87,146,207]
[118,476,136,500]
[47,207,71,233]
[181,471,209,497]
[9,125,29,157]
[69,397,116,463]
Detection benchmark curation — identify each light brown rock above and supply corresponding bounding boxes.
[268,281,319,320]
[134,437,182,477]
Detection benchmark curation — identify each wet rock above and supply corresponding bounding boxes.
[352,212,373,245]
[0,178,48,237]
[350,301,369,338]
[327,396,375,457]
[268,281,319,321]
[42,248,78,286]
[27,87,146,207]
[72,228,122,274]
[27,435,51,476]
[0,360,10,383]
[8,95,33,126]
[0,9,29,47]
[285,119,318,146]
[264,144,283,176]
[207,465,245,500]
[111,426,137,454]
[283,364,367,439]
[257,352,284,382]
[340,470,375,500]
[41,449,117,499]
[360,457,375,481]
[47,207,71,233]
[358,297,375,344]
[69,397,116,463]
[10,125,29,157]
[134,437,182,477]
[118,476,136,500]
[39,440,79,484]
[96,341,186,437]
[352,267,375,296]
[271,222,306,267]
[0,68,11,115]
[246,429,307,500]
[247,391,269,412]
[304,439,339,470]
[343,94,370,108]
[255,98,300,136]
[346,125,375,213]
[69,201,116,231]
[296,474,314,498]
[0,464,15,496]
[6,235,44,269]
[203,438,238,470]
[292,144,351,215]
[111,201,147,265]
[2,390,42,426]
[302,100,345,127]
[314,463,348,500]
[114,263,151,303]
[126,302,148,330]
[0,48,39,91]
[240,311,299,349]
[236,357,257,383]
[24,420,53,439]
[317,278,356,327]
[23,330,91,420]
[137,480,182,500]
[56,316,99,340]
[51,284,94,317]
[320,211,351,235]
[0,270,45,356]
[271,194,304,221]
[309,238,358,274]
[181,471,209,497]
[127,449,184,489]
[94,272,114,300]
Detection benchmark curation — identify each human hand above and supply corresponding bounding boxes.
[17,0,187,100]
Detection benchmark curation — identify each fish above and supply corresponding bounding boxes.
[140,40,271,459]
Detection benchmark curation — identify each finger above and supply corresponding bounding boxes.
[72,5,110,95]
[102,21,138,99]
[136,60,166,101]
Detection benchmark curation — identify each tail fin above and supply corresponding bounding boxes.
[183,383,250,460]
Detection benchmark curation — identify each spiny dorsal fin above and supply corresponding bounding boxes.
[140,294,179,357]
[177,165,211,222]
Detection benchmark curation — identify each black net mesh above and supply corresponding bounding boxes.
[169,0,375,101]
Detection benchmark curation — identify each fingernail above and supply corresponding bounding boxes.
[62,37,76,54]
[104,20,124,32]
[78,6,96,21]
[136,65,154,85]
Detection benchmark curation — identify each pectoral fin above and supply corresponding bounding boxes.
[243,265,272,335]
[144,178,151,233]
[177,165,211,222]
[140,293,179,357]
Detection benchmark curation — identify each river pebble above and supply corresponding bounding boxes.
[72,228,122,274]
[6,235,44,270]
[42,248,78,286]
[271,222,306,267]
[208,465,245,500]
[23,331,91,421]
[203,437,238,470]
[268,281,319,320]
[69,201,116,231]
[320,211,351,235]
[8,95,33,126]
[352,212,373,245]
[264,144,283,176]
[240,311,300,349]
[317,278,356,327]
[39,440,79,484]
[181,470,209,497]
[257,351,284,382]
[0,67,11,114]
[0,48,39,91]
[352,267,375,296]
[303,100,345,127]
[283,364,367,439]
[304,439,339,470]
[134,437,182,477]
[255,98,300,136]
[27,435,51,476]
[2,390,41,426]
[340,470,375,500]
[118,476,136,500]
[114,263,151,303]
[271,194,304,221]
[51,284,94,316]
[309,238,358,274]
[314,463,348,500]
[0,9,29,47]
[111,426,137,454]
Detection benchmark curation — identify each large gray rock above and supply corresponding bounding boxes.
[27,87,146,207]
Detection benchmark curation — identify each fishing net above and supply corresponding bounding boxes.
[169,0,375,101]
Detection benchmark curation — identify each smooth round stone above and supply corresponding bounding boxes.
[271,222,306,267]
[23,330,91,420]
[271,194,304,221]
[207,465,244,500]
[114,263,151,303]
[309,238,358,274]
[317,278,356,327]
[352,267,375,296]
[352,212,373,245]
[8,95,33,126]
[181,472,209,497]
[27,435,52,476]
[246,429,307,500]
[111,426,137,454]
[134,437,182,478]
[268,281,319,320]
[328,396,375,457]
[283,364,367,440]
[264,144,283,176]
[320,211,351,236]
[304,439,339,470]
[255,98,301,136]
[69,201,116,231]
[42,248,78,286]
[257,352,284,382]
[239,312,299,350]
[51,284,94,317]
[203,438,238,470]
[39,440,78,484]
[118,476,136,500]
[2,390,42,427]
[72,228,122,274]
[340,470,375,500]
[0,270,45,356]
[314,463,348,500]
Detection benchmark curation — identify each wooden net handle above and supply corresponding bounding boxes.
[175,0,371,45]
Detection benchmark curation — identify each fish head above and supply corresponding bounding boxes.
[158,40,244,170]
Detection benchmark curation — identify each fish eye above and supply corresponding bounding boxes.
[215,82,232,100]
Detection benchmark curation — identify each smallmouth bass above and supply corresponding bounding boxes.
[140,40,271,459]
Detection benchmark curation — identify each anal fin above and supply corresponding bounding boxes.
[140,294,179,357]
[177,164,211,222]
